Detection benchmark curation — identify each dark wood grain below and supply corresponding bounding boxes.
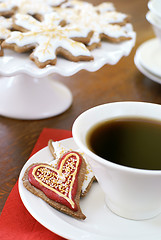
[0,0,158,213]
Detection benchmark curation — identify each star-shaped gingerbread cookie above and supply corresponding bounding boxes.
[2,12,93,67]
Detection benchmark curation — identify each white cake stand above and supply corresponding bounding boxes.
[0,28,135,120]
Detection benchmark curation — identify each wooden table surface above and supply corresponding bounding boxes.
[0,0,159,213]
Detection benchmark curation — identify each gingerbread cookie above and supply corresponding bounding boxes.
[0,16,12,56]
[54,2,132,50]
[0,0,17,17]
[61,0,115,14]
[99,11,130,26]
[23,151,87,219]
[48,139,96,197]
[45,0,67,7]
[59,2,129,27]
[60,0,93,10]
[2,13,93,68]
[0,0,135,67]
[17,0,53,20]
[16,0,67,21]
[95,2,115,14]
[0,0,66,17]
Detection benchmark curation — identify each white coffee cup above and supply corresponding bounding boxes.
[72,101,161,220]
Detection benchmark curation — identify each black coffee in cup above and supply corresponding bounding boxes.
[86,117,161,170]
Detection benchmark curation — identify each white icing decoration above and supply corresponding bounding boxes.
[53,3,132,46]
[0,0,17,13]
[95,2,115,13]
[45,0,66,7]
[0,0,65,15]
[0,16,12,29]
[100,11,128,25]
[61,0,93,9]
[5,13,92,63]
[17,0,53,15]
[0,16,12,52]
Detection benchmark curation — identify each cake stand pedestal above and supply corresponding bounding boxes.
[0,73,72,119]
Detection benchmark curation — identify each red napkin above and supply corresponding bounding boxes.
[0,128,72,240]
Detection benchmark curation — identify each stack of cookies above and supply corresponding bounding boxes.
[0,0,135,68]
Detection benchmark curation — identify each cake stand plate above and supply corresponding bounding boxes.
[0,25,135,120]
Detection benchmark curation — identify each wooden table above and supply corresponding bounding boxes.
[0,0,158,213]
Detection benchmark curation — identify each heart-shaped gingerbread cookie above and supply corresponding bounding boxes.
[48,139,96,197]
[23,151,86,219]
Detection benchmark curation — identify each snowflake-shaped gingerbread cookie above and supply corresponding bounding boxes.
[2,13,93,68]
[0,0,67,17]
[61,0,115,13]
[54,1,133,50]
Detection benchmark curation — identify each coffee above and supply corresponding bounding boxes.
[86,117,161,170]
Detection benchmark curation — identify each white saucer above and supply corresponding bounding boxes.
[138,38,161,78]
[19,138,161,240]
[134,41,161,85]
